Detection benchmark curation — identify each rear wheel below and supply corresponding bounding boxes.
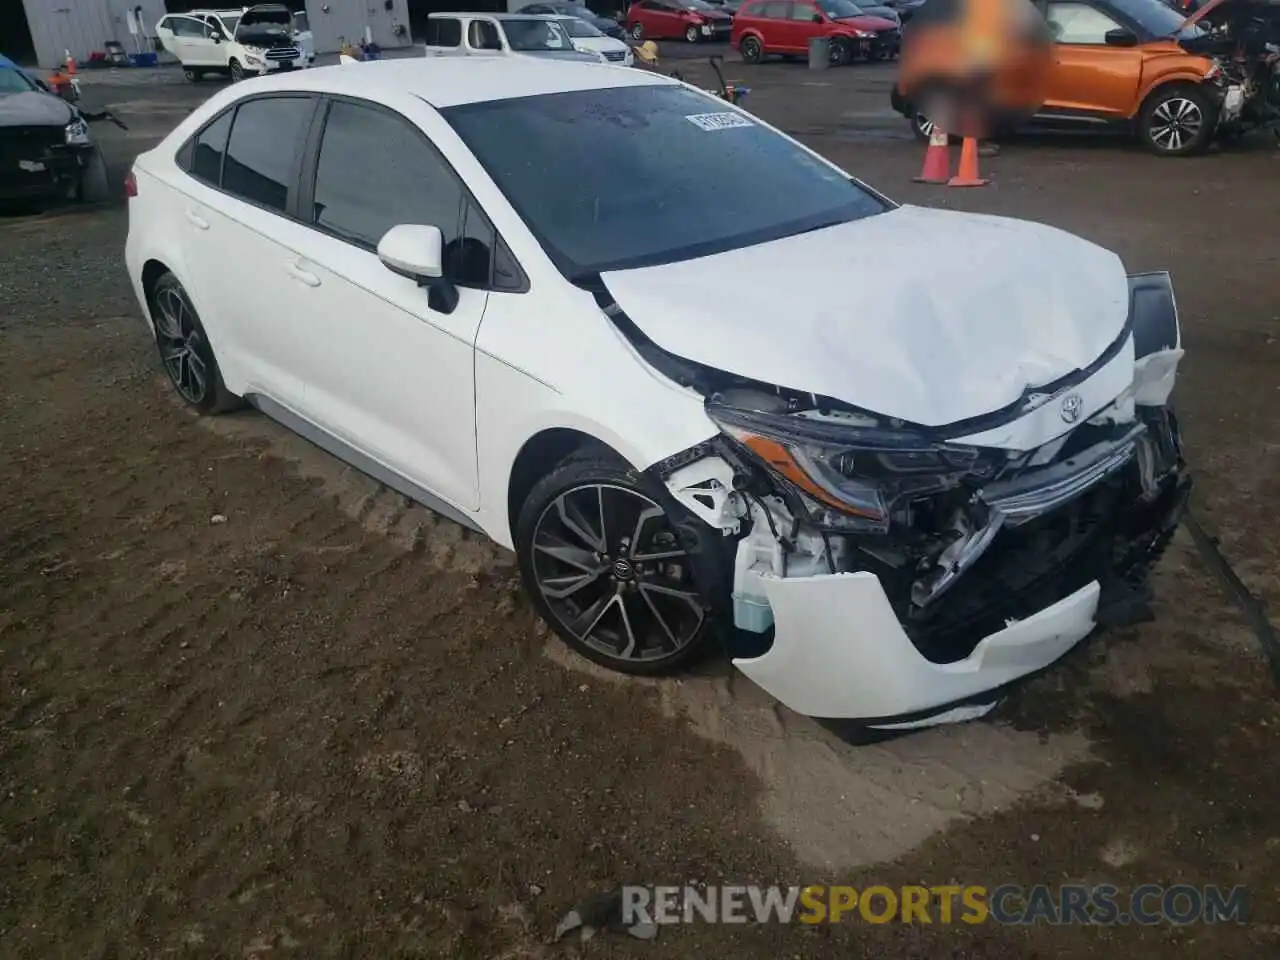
[516,450,713,676]
[630,22,645,40]
[182,68,204,81]
[149,272,242,415]
[740,34,763,63]
[1139,84,1214,157]
[685,24,700,42]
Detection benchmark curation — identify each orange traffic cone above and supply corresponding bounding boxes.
[64,49,77,74]
[913,126,950,184]
[947,136,989,188]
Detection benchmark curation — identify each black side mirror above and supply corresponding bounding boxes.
[1104,27,1137,45]
[813,12,823,20]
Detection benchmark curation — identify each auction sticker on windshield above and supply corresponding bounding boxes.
[685,112,754,131]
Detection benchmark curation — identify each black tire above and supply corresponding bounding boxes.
[1138,83,1214,157]
[515,448,714,676]
[740,34,763,63]
[76,148,110,204]
[829,38,853,66]
[910,107,951,143]
[148,272,241,415]
[228,58,244,82]
[630,22,644,40]
[685,24,700,43]
[183,68,203,81]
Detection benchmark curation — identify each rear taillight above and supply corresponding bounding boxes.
[124,170,137,198]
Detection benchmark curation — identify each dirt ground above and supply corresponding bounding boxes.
[2,57,1280,959]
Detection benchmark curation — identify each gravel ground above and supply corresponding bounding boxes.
[1,59,1279,959]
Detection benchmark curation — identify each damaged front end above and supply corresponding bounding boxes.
[609,273,1189,734]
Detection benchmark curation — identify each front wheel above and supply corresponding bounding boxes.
[1139,84,1214,157]
[740,35,763,63]
[76,148,110,203]
[685,24,700,43]
[829,38,853,66]
[228,58,244,82]
[515,450,713,676]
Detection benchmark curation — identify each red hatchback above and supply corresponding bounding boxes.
[626,0,734,43]
[731,0,899,65]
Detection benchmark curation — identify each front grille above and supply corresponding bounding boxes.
[0,126,64,173]
[603,49,627,61]
[265,45,300,61]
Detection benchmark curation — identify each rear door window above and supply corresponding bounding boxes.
[221,96,316,212]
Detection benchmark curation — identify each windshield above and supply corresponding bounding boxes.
[504,18,574,49]
[293,11,308,31]
[0,67,36,96]
[442,85,887,277]
[1106,0,1205,35]
[560,17,605,36]
[817,0,865,17]
[683,0,718,9]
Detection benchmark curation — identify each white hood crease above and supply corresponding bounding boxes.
[601,205,1132,429]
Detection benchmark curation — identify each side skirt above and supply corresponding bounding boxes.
[244,392,486,536]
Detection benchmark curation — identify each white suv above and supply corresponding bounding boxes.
[156,4,311,83]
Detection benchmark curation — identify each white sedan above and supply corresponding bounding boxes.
[124,58,1188,741]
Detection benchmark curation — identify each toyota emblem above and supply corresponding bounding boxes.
[1059,393,1083,424]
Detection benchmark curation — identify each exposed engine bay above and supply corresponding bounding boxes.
[593,272,1189,701]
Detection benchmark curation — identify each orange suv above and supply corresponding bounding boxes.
[891,0,1245,155]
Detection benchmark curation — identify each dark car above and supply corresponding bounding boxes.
[883,0,927,21]
[0,56,108,204]
[517,2,629,38]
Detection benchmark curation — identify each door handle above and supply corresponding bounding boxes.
[185,210,209,230]
[286,261,321,287]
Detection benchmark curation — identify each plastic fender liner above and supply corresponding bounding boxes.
[1127,271,1180,359]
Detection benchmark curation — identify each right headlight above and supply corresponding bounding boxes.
[707,399,1002,532]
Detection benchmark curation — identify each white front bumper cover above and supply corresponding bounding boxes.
[733,572,1100,729]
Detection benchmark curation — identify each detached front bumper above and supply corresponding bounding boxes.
[732,468,1187,733]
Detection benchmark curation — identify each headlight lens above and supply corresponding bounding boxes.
[707,400,1001,532]
[64,117,90,146]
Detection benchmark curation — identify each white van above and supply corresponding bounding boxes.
[156,4,312,82]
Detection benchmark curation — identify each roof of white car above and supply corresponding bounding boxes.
[239,56,671,108]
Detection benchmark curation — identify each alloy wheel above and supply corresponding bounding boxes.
[229,59,244,82]
[1149,97,1202,153]
[915,112,934,138]
[741,36,761,62]
[686,25,699,42]
[530,483,705,664]
[631,22,644,40]
[153,285,209,404]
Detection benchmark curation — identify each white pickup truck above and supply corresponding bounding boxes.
[423,12,606,62]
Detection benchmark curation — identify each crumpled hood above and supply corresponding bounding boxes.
[0,89,73,126]
[600,204,1130,428]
